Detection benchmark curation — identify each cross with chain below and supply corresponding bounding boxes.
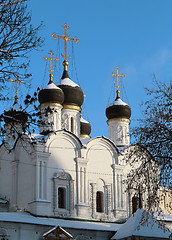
[110,66,125,98]
[43,50,59,83]
[10,73,23,104]
[51,23,79,62]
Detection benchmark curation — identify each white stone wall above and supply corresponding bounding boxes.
[108,119,130,147]
[61,108,80,137]
[39,104,62,133]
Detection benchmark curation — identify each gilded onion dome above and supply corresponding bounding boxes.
[106,95,131,120]
[80,116,91,138]
[38,74,64,105]
[58,60,84,108]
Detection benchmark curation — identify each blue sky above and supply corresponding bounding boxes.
[5,0,172,140]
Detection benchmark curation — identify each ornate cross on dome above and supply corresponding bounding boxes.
[51,23,79,66]
[43,50,59,83]
[10,73,23,104]
[110,66,125,98]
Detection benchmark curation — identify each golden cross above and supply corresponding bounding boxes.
[110,66,125,98]
[43,50,59,74]
[10,73,23,104]
[51,23,79,61]
[43,50,59,83]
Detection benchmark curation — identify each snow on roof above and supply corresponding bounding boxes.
[43,226,73,238]
[107,98,128,108]
[111,209,171,240]
[58,78,79,87]
[43,83,61,90]
[154,212,172,222]
[0,199,8,204]
[0,212,121,232]
[80,116,89,124]
[26,133,49,142]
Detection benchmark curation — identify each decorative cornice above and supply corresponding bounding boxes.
[80,134,90,139]
[63,105,81,111]
[107,118,130,124]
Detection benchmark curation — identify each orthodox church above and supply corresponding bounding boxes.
[0,24,171,240]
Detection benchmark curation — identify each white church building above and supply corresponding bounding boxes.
[0,24,171,240]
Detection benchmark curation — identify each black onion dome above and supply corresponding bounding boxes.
[38,82,64,105]
[4,103,28,124]
[106,96,131,120]
[80,117,91,137]
[58,69,84,107]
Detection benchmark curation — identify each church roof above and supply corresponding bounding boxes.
[0,212,121,232]
[111,209,171,240]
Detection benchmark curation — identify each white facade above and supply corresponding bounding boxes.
[0,68,167,240]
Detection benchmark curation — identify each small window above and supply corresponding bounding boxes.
[58,187,66,209]
[71,117,74,133]
[132,196,139,214]
[96,191,104,213]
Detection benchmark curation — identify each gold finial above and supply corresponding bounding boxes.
[51,23,79,69]
[110,66,125,98]
[10,73,23,104]
[43,50,59,83]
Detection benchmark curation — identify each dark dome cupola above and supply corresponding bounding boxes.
[80,116,91,139]
[38,75,64,106]
[38,50,64,134]
[52,23,83,137]
[58,60,84,109]
[4,74,28,125]
[38,50,64,106]
[106,66,131,147]
[106,94,131,121]
[3,74,28,142]
[4,102,28,125]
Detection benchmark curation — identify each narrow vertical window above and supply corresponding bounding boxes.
[132,196,139,214]
[71,117,74,133]
[121,174,123,208]
[117,174,120,208]
[43,162,47,199]
[39,161,42,199]
[80,167,82,202]
[84,168,86,203]
[96,191,104,213]
[58,187,66,209]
